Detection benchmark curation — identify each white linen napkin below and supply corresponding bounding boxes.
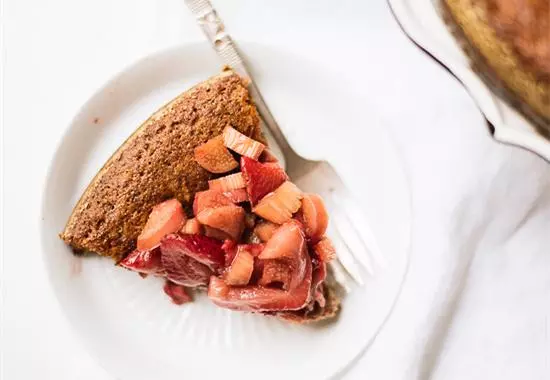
[349,92,550,379]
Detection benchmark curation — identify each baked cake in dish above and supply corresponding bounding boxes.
[442,0,550,134]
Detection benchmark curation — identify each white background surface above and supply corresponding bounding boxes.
[2,0,550,379]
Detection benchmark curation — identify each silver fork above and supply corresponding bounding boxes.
[184,0,385,290]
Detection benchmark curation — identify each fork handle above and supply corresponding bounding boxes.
[184,0,295,156]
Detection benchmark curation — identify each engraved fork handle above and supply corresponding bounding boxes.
[184,0,295,156]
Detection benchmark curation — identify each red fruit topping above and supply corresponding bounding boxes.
[194,135,238,173]
[181,218,203,235]
[197,205,245,241]
[259,221,306,261]
[259,260,293,290]
[253,221,279,242]
[298,193,329,242]
[253,181,303,224]
[163,280,192,305]
[137,199,186,250]
[119,246,164,275]
[207,255,312,312]
[223,189,249,204]
[208,172,246,192]
[161,234,225,271]
[193,190,233,215]
[241,156,288,205]
[223,126,265,159]
[222,241,264,266]
[313,237,336,262]
[225,247,255,286]
[222,240,238,265]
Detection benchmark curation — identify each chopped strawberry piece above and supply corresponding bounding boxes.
[241,156,288,205]
[225,247,255,286]
[204,226,233,241]
[223,126,265,159]
[298,193,329,242]
[208,172,246,192]
[181,218,203,235]
[163,280,192,305]
[259,221,306,261]
[253,181,303,224]
[313,237,336,262]
[253,221,279,242]
[197,205,246,241]
[223,189,249,204]
[194,135,238,173]
[137,199,186,250]
[119,246,164,275]
[160,234,225,287]
[193,190,233,215]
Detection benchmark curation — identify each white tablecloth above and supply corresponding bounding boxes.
[3,0,549,379]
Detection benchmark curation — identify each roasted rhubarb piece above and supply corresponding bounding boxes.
[196,205,245,241]
[223,189,249,204]
[253,181,303,224]
[208,172,246,192]
[253,221,280,242]
[193,190,233,215]
[137,199,186,250]
[223,126,265,159]
[225,246,255,286]
[119,246,164,275]
[241,156,288,205]
[181,218,203,235]
[194,135,239,173]
[313,237,336,262]
[298,193,329,242]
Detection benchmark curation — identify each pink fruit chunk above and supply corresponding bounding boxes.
[207,255,312,312]
[223,188,249,204]
[194,135,238,173]
[225,247,255,286]
[163,280,193,305]
[313,237,336,262]
[197,205,246,241]
[298,193,329,242]
[137,199,186,250]
[181,218,203,235]
[119,246,164,275]
[241,156,288,205]
[258,260,293,290]
[223,126,265,159]
[208,172,246,192]
[253,221,279,242]
[253,181,303,224]
[161,234,225,272]
[193,190,233,215]
[259,221,305,261]
[223,241,264,267]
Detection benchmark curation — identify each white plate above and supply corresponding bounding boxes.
[389,0,550,161]
[40,43,411,380]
